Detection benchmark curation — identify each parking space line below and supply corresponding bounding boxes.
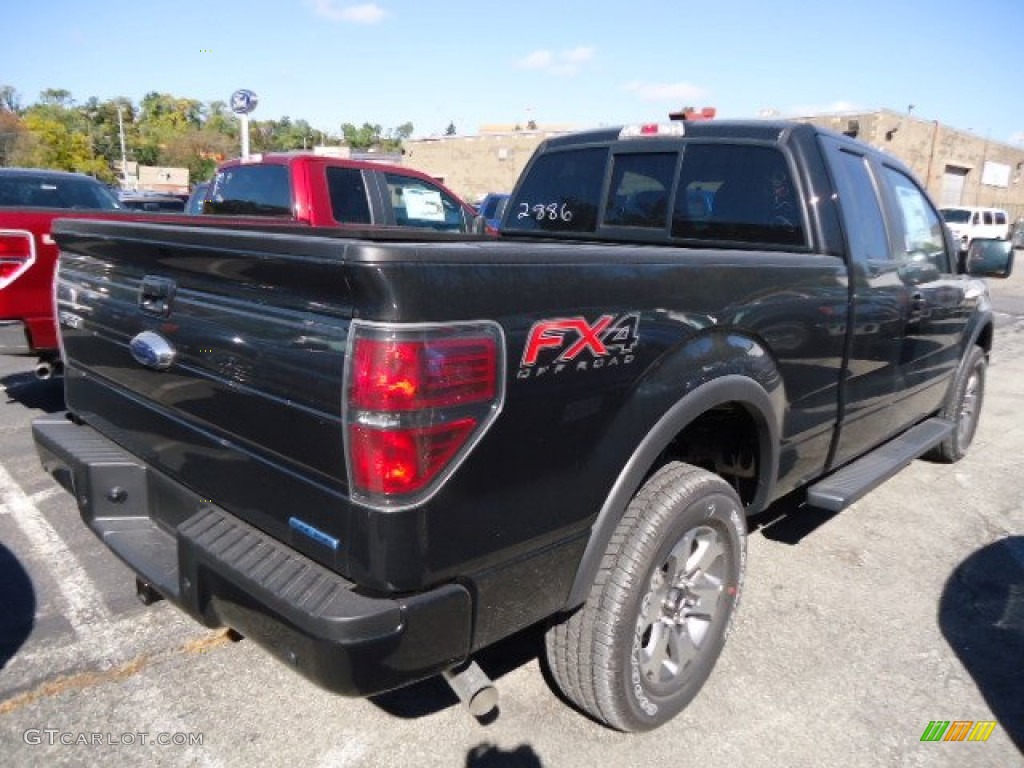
[0,460,113,641]
[28,486,63,505]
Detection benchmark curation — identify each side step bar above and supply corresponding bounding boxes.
[807,418,954,512]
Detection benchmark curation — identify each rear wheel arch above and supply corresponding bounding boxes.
[564,374,779,610]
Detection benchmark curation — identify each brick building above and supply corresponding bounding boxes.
[403,129,567,204]
[795,109,1024,219]
[403,110,1024,220]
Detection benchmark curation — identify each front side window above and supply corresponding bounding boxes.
[671,144,804,246]
[207,165,292,216]
[604,153,675,228]
[503,147,606,234]
[384,173,466,232]
[881,166,948,269]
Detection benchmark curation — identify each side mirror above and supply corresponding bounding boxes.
[966,238,1014,278]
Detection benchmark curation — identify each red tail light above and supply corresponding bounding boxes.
[0,230,35,288]
[344,321,504,508]
[350,337,496,411]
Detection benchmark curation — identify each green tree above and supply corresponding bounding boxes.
[38,88,73,108]
[12,112,112,181]
[341,122,383,150]
[0,84,22,113]
[0,110,24,166]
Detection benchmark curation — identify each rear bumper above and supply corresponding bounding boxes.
[33,414,473,697]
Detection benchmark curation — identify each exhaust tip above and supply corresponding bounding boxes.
[443,660,499,718]
[34,360,63,380]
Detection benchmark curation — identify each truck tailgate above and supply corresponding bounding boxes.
[52,219,356,571]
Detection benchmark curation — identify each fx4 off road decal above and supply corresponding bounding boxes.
[518,313,639,380]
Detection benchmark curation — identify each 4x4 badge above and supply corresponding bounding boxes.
[518,313,639,379]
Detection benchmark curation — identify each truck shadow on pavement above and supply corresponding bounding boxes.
[2,372,65,413]
[747,489,839,544]
[465,742,543,767]
[0,541,36,670]
[939,535,1024,751]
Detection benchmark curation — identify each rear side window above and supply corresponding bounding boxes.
[604,153,675,228]
[207,165,292,216]
[826,145,891,263]
[994,211,1007,225]
[326,167,371,225]
[0,176,121,209]
[504,147,606,234]
[384,173,467,232]
[672,144,804,246]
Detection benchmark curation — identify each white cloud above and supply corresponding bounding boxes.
[622,81,708,103]
[516,47,594,76]
[310,1,388,24]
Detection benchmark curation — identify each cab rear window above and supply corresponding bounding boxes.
[504,142,804,247]
[503,147,606,233]
[206,165,292,216]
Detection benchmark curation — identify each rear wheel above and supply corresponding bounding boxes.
[931,344,986,462]
[544,462,746,731]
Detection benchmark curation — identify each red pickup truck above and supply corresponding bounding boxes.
[0,168,127,377]
[200,153,477,231]
[0,157,479,378]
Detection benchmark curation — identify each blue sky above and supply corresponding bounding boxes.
[4,0,1023,145]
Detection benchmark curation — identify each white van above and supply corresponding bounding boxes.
[939,206,1010,252]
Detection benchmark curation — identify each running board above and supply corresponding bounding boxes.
[807,418,954,512]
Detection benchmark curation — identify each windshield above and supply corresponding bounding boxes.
[0,175,122,209]
[940,208,971,224]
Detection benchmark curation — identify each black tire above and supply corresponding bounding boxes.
[544,462,746,732]
[930,344,986,463]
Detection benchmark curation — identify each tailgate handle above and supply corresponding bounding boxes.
[139,276,176,317]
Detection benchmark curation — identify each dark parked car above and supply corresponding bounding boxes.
[185,182,210,215]
[476,192,509,231]
[118,191,186,213]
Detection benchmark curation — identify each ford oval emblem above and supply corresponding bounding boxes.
[229,89,259,115]
[129,331,176,371]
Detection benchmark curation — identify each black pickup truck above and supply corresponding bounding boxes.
[34,120,1013,732]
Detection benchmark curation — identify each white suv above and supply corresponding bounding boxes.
[940,206,1010,252]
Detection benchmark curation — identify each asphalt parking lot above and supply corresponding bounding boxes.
[0,272,1022,767]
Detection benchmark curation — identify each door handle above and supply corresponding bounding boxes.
[138,276,177,317]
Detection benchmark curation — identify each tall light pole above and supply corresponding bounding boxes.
[117,105,128,188]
